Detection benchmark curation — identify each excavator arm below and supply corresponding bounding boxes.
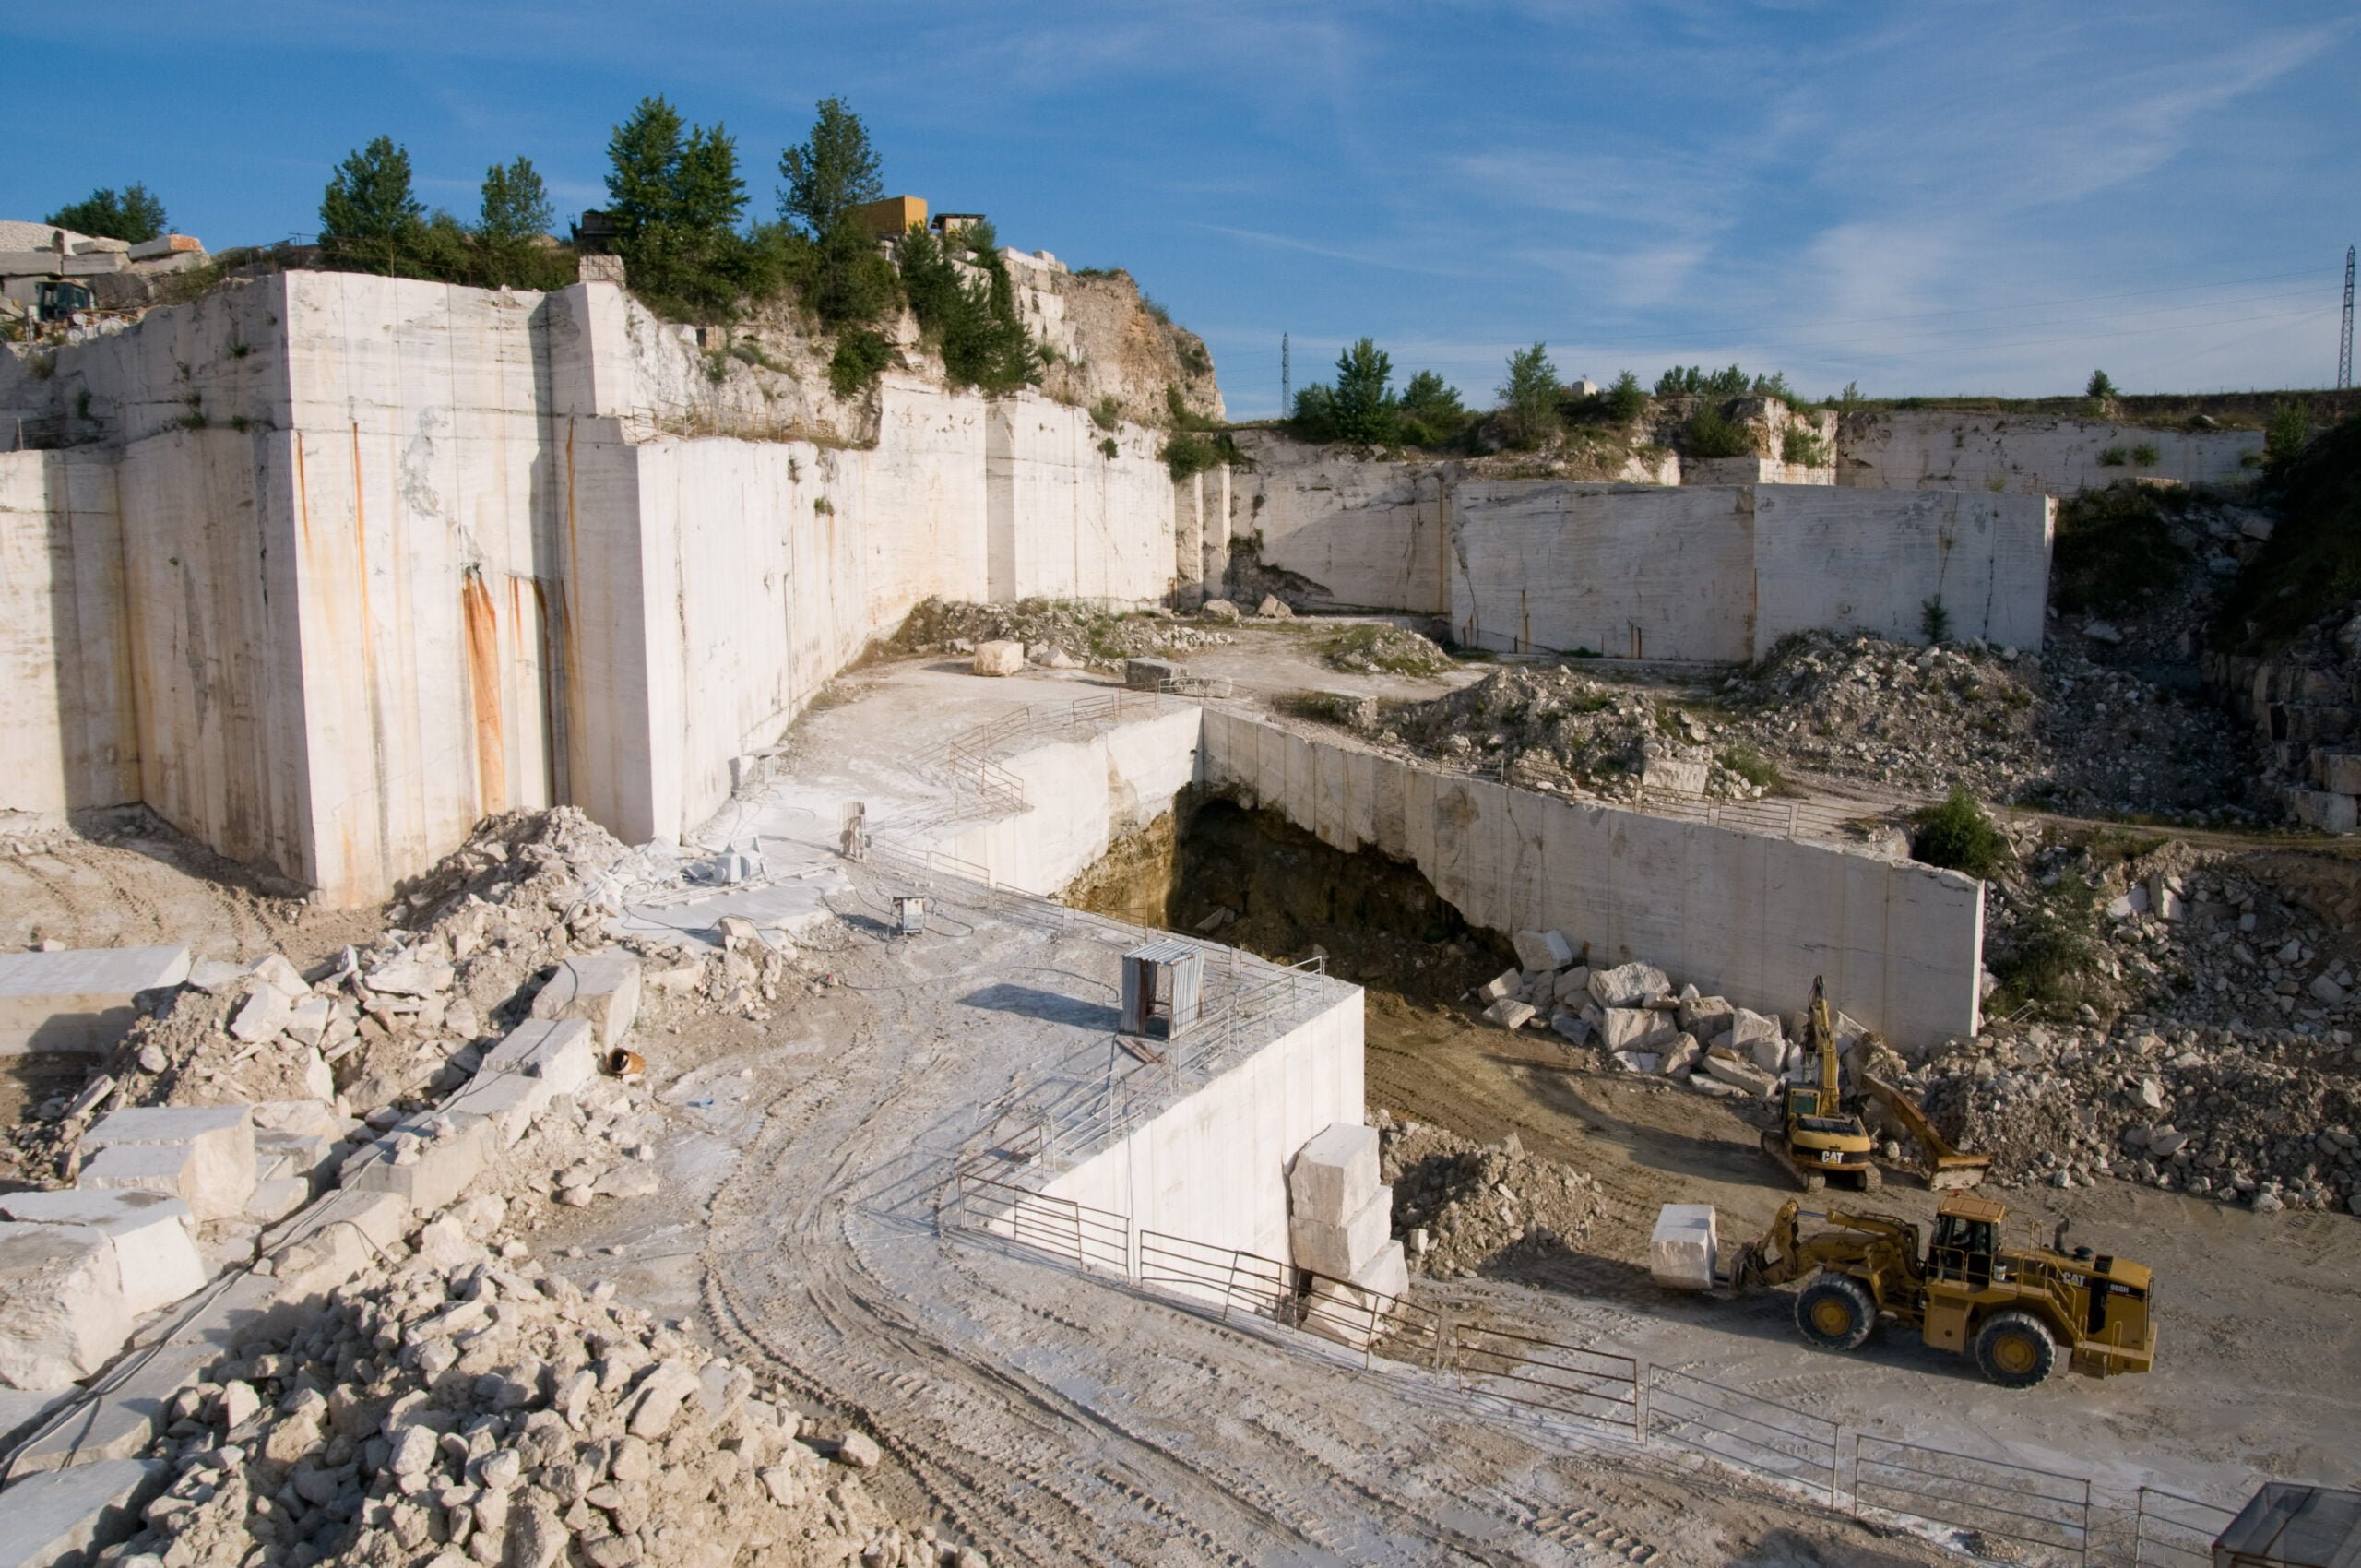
[1860,1074,1991,1190]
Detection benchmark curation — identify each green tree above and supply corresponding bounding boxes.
[1497,341,1560,449]
[1397,370,1467,446]
[47,184,167,244]
[320,137,424,256]
[1603,370,1646,422]
[1329,338,1397,444]
[895,222,1035,392]
[477,157,553,244]
[603,97,754,317]
[2086,369,2117,399]
[778,97,884,238]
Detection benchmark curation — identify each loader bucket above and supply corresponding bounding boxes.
[1927,1155,1991,1190]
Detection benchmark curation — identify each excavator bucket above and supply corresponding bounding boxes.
[1925,1154,1992,1191]
[1861,1075,1990,1190]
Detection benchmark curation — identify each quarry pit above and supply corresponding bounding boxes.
[0,245,2355,1568]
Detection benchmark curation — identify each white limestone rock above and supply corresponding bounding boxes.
[1702,1050,1779,1098]
[1511,930,1574,972]
[1254,595,1293,619]
[227,984,291,1043]
[80,1105,256,1222]
[1552,966,1593,1004]
[1588,961,1671,1008]
[528,950,642,1049]
[971,640,1026,676]
[0,1222,132,1388]
[1650,1203,1718,1289]
[1475,968,1520,1004]
[0,1189,204,1316]
[1289,1184,1393,1280]
[1597,1006,1676,1053]
[1482,998,1537,1031]
[1288,1123,1380,1224]
[1728,1008,1786,1073]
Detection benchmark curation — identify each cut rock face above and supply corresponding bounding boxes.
[0,1189,205,1317]
[79,1105,257,1223]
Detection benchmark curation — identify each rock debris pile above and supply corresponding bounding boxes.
[1377,1116,1600,1282]
[1319,624,1452,678]
[1717,631,2265,820]
[113,1237,942,1568]
[1382,668,1766,802]
[893,598,1231,671]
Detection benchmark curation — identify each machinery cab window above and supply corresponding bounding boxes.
[1930,1195,2005,1288]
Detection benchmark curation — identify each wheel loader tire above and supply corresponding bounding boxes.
[1795,1274,1877,1352]
[1974,1311,2058,1388]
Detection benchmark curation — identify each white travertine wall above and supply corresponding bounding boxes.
[0,450,138,814]
[1042,992,1363,1266]
[933,707,1204,897]
[4,272,1190,901]
[1450,482,1755,659]
[1197,709,1984,1051]
[1754,487,2055,655]
[1228,434,1453,612]
[1836,410,2260,494]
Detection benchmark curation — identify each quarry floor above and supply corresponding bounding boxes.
[7,647,2355,1562]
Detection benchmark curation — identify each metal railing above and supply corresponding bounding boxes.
[939,690,1179,815]
[2131,1486,2237,1568]
[1644,1364,1841,1503]
[946,1183,2220,1567]
[1852,1433,2094,1567]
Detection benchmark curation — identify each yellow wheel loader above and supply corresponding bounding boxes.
[1708,1192,2158,1387]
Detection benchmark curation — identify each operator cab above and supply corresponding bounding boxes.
[1928,1191,2007,1289]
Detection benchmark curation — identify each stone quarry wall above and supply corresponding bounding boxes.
[1836,410,2260,494]
[1231,433,2054,659]
[1042,992,1363,1266]
[1,272,1189,901]
[0,449,137,815]
[1449,482,1756,659]
[1197,709,1985,1051]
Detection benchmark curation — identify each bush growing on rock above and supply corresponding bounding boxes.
[1911,787,2010,880]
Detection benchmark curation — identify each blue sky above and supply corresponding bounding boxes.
[7,2,2355,416]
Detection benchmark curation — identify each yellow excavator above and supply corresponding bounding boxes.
[1763,978,1989,1193]
[1762,978,1879,1193]
[1710,1192,2159,1387]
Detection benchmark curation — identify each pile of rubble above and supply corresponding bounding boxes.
[894,597,1232,671]
[1469,929,1814,1100]
[1718,630,2266,820]
[1320,624,1452,678]
[106,1227,936,1568]
[1376,1116,1599,1282]
[1903,1018,2359,1213]
[1912,842,2361,1212]
[2205,606,2361,834]
[1382,668,1765,802]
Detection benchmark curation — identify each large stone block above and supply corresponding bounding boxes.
[528,952,641,1049]
[1287,1123,1379,1224]
[443,1070,554,1145]
[1124,657,1182,690]
[338,1115,492,1213]
[1597,1007,1676,1053]
[1728,1008,1786,1073]
[0,1223,131,1390]
[0,1190,204,1316]
[480,1017,598,1094]
[1702,1050,1779,1098]
[0,945,191,1056]
[972,641,1026,676]
[1288,1184,1393,1281]
[1650,1203,1718,1289]
[1588,961,1671,1008]
[0,1457,166,1568]
[1303,1241,1410,1348]
[1511,930,1573,972]
[80,1105,255,1222]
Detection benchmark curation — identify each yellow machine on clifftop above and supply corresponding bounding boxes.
[1727,1192,2158,1387]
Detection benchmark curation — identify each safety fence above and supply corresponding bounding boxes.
[941,689,1179,814]
[1644,1364,1841,1503]
[943,1182,2240,1568]
[1853,1433,2093,1567]
[2130,1486,2237,1568]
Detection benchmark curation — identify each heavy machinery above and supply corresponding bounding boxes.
[1713,1192,2158,1387]
[1762,977,1878,1193]
[1861,1073,1991,1190]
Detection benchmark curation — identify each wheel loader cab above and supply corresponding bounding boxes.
[1929,1208,1998,1289]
